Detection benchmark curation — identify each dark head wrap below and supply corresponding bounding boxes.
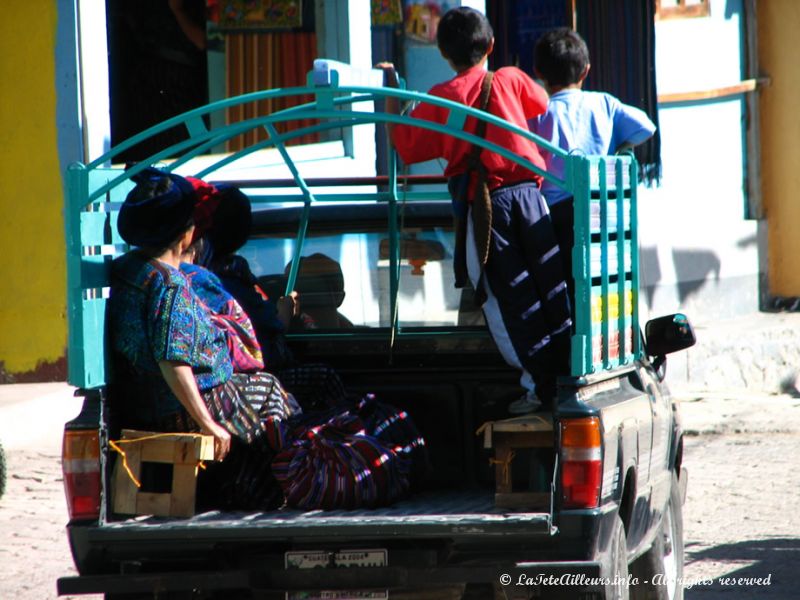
[118,167,197,248]
[205,185,252,256]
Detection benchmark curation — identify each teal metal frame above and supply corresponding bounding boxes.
[65,68,640,389]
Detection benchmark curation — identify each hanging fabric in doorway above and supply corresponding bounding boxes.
[372,0,403,26]
[209,0,302,31]
[574,0,661,185]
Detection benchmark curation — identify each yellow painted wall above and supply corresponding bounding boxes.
[0,4,66,378]
[759,0,800,296]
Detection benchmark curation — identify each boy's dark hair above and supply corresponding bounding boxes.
[436,7,493,70]
[534,27,590,87]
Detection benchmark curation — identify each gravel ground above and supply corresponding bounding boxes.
[677,390,800,599]
[0,384,798,599]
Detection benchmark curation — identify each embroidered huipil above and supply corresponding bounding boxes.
[109,252,233,421]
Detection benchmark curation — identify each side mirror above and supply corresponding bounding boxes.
[644,313,696,357]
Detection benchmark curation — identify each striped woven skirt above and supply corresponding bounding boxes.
[158,371,294,511]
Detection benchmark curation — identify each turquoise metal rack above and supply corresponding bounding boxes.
[65,68,640,389]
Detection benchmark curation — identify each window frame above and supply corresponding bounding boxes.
[655,0,710,20]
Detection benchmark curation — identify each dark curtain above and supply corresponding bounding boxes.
[487,0,569,73]
[575,0,662,185]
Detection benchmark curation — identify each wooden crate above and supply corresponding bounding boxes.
[112,429,215,518]
[478,414,554,510]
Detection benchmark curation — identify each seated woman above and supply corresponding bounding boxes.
[189,182,297,373]
[192,183,349,411]
[182,236,265,374]
[108,167,296,511]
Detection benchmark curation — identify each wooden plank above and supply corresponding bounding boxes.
[197,435,215,461]
[112,444,141,515]
[121,430,215,462]
[494,445,514,494]
[140,439,181,463]
[658,79,758,105]
[111,430,215,516]
[136,492,172,517]
[170,464,200,517]
[491,414,553,433]
[495,431,553,449]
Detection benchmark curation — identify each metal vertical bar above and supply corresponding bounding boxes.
[65,163,88,388]
[388,147,400,352]
[263,123,315,295]
[629,159,641,358]
[616,158,627,363]
[570,155,593,376]
[599,158,610,370]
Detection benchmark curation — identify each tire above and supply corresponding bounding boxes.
[606,514,630,600]
[0,441,6,499]
[630,471,685,600]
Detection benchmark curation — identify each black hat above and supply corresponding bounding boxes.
[118,167,197,248]
[206,184,252,256]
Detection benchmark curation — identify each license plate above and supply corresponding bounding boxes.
[285,549,388,600]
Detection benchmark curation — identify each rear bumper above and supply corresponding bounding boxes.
[58,561,605,597]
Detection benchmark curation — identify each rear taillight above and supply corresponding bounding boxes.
[63,429,101,520]
[560,417,602,509]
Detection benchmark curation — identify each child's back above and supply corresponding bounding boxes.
[528,27,655,206]
[531,87,655,205]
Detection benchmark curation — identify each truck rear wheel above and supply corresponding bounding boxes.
[630,471,684,600]
[606,514,630,600]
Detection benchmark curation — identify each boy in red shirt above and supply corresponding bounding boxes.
[378,7,571,413]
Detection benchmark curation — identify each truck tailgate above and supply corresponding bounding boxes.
[92,490,553,543]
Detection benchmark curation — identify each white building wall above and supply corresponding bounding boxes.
[640,0,759,324]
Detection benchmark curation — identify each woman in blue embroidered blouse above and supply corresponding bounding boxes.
[108,168,293,510]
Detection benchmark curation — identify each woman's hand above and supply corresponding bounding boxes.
[201,421,231,461]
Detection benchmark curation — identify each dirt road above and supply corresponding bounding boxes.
[679,390,800,599]
[0,384,798,599]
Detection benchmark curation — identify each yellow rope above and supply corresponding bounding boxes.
[109,432,209,489]
[488,450,516,487]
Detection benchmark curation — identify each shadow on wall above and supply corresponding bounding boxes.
[639,246,662,310]
[672,248,721,304]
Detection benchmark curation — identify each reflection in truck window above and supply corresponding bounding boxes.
[239,226,485,329]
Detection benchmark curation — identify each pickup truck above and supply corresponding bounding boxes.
[58,66,695,600]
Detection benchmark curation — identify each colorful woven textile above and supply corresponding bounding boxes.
[272,395,428,510]
[212,254,296,372]
[182,263,264,372]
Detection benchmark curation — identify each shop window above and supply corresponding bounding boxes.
[656,0,710,20]
[208,1,320,152]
